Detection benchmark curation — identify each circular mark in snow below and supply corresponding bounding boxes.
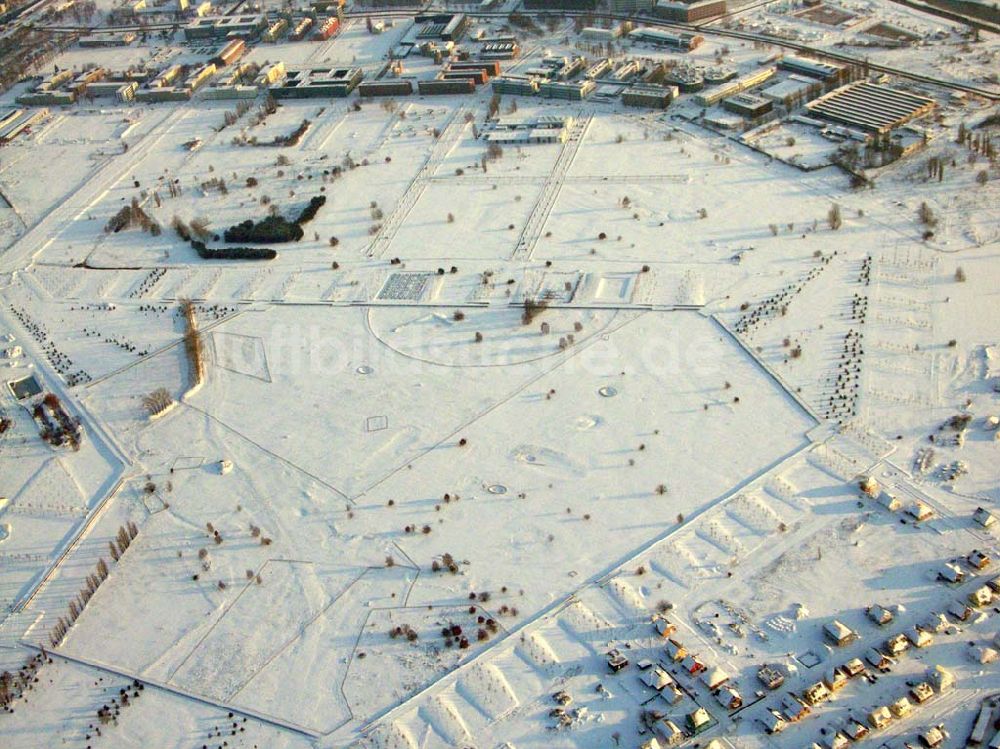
[598,386,617,398]
[488,484,507,495]
[356,365,374,375]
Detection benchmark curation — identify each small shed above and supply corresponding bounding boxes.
[974,507,997,528]
[938,563,965,583]
[607,649,629,672]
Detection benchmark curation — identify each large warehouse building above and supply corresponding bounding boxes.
[654,0,726,22]
[806,82,936,134]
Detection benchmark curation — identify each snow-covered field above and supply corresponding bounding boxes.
[0,5,998,749]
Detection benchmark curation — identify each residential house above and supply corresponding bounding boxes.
[885,633,909,656]
[803,681,831,706]
[687,707,711,734]
[969,550,992,570]
[842,658,866,677]
[970,585,993,607]
[702,666,729,690]
[762,710,787,734]
[681,654,707,675]
[868,705,892,729]
[909,682,934,703]
[825,620,859,646]
[757,664,785,689]
[665,639,687,661]
[642,666,674,691]
[867,604,894,626]
[890,697,912,718]
[716,686,742,710]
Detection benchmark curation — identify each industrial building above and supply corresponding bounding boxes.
[413,12,469,41]
[539,79,595,100]
[491,75,539,96]
[480,41,519,59]
[806,82,936,134]
[654,0,726,22]
[263,18,288,42]
[759,74,821,107]
[523,0,598,9]
[255,61,286,87]
[84,80,139,102]
[183,14,266,40]
[213,39,246,66]
[0,108,47,142]
[608,0,653,14]
[662,65,704,92]
[694,66,775,106]
[778,55,844,81]
[622,82,678,109]
[417,78,474,95]
[271,67,363,98]
[79,31,137,47]
[483,115,574,144]
[722,92,773,117]
[581,25,622,42]
[313,17,340,40]
[628,28,704,51]
[358,79,414,97]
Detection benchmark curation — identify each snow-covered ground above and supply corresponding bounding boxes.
[0,5,998,749]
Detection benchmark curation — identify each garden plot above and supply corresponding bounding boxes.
[343,603,507,722]
[167,559,364,702]
[361,310,815,620]
[0,655,315,749]
[189,303,602,497]
[235,565,411,732]
[381,180,544,262]
[56,405,371,687]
